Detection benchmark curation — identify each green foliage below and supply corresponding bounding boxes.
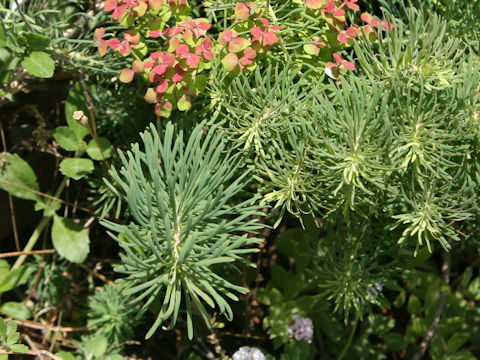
[20,51,55,78]
[51,215,90,264]
[0,153,41,202]
[102,121,264,339]
[87,284,142,346]
[0,302,31,320]
[0,1,479,359]
[0,318,29,358]
[0,261,35,295]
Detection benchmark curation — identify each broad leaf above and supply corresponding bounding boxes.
[0,302,32,319]
[59,158,94,180]
[51,215,90,263]
[54,126,87,152]
[84,335,108,358]
[0,265,35,294]
[21,51,55,78]
[0,153,41,201]
[86,137,113,160]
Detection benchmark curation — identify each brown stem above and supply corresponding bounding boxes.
[0,249,55,259]
[13,0,35,32]
[0,178,95,215]
[4,317,90,333]
[77,71,98,137]
[78,263,115,284]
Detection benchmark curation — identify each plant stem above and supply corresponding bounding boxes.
[11,217,50,271]
[412,252,451,360]
[337,315,359,360]
[11,177,68,271]
[0,249,55,259]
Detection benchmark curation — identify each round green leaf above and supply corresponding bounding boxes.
[21,51,55,78]
[0,153,40,201]
[51,215,90,263]
[86,137,114,161]
[177,94,192,111]
[59,158,94,180]
[0,302,32,319]
[54,126,86,152]
[84,335,108,358]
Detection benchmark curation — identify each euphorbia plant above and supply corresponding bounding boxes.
[93,0,394,116]
[92,1,281,117]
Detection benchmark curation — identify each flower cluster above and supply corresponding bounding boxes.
[303,0,394,78]
[219,2,280,74]
[361,12,395,32]
[325,52,356,79]
[120,20,214,117]
[232,346,266,360]
[93,0,395,117]
[104,0,163,25]
[287,314,314,343]
[94,0,282,116]
[94,28,145,58]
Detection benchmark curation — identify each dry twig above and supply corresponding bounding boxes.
[0,249,55,259]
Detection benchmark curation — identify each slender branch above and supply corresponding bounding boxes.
[78,263,115,285]
[77,70,98,137]
[0,249,55,259]
[337,315,359,360]
[0,178,95,215]
[1,119,20,251]
[23,334,48,360]
[412,252,451,360]
[4,317,90,333]
[0,349,61,360]
[13,0,34,32]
